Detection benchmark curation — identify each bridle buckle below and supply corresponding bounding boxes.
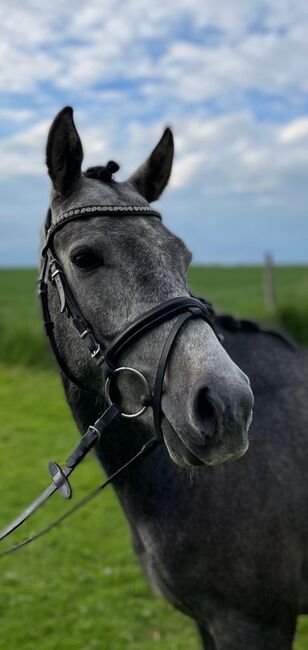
[49,259,63,282]
[91,344,102,359]
[50,268,61,280]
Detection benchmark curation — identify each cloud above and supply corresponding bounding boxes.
[1,0,308,99]
[0,120,50,175]
[1,0,308,264]
[279,117,308,143]
[170,112,308,196]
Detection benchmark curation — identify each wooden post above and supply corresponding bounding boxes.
[263,252,276,312]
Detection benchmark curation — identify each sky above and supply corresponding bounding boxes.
[1,0,308,266]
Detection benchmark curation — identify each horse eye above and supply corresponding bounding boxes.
[71,250,102,270]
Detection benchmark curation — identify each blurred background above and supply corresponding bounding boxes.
[1,2,308,649]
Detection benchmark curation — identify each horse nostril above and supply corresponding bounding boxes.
[192,387,217,439]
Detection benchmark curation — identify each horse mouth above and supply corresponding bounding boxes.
[161,415,249,468]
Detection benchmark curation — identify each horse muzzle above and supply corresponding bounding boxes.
[161,373,254,467]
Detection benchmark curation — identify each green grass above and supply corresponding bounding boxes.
[189,265,308,320]
[1,266,308,371]
[0,269,51,368]
[1,267,308,649]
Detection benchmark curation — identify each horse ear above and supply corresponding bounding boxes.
[128,128,174,202]
[46,106,83,194]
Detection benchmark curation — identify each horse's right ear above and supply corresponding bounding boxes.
[128,128,174,202]
[46,106,83,195]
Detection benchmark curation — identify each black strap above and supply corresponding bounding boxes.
[49,259,105,364]
[153,312,193,439]
[39,256,105,390]
[38,276,85,389]
[103,297,214,370]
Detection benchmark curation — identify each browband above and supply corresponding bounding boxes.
[43,205,162,253]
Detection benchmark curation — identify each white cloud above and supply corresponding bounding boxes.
[0,120,50,175]
[279,117,308,143]
[169,112,308,198]
[0,108,34,122]
[1,0,308,264]
[0,0,308,99]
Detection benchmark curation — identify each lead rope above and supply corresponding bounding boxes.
[0,437,159,559]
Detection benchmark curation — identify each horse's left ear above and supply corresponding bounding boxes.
[46,106,83,195]
[128,128,174,202]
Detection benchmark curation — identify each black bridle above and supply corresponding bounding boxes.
[0,204,216,556]
[40,204,216,435]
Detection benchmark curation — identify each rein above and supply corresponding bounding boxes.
[0,437,159,558]
[0,204,217,557]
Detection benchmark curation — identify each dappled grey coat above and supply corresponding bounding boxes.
[43,107,308,650]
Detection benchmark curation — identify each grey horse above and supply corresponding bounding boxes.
[42,107,308,649]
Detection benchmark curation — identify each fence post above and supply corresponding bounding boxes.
[263,252,276,312]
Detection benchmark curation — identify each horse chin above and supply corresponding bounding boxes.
[161,417,249,468]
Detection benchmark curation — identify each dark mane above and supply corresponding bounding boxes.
[84,160,120,184]
[192,295,295,350]
[215,312,296,349]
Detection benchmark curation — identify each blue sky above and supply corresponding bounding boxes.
[1,0,308,265]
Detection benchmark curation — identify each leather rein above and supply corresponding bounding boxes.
[0,205,216,557]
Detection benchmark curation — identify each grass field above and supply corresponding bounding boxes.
[1,266,308,649]
[1,265,308,369]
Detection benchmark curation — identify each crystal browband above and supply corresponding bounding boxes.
[43,204,162,252]
[57,204,160,221]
